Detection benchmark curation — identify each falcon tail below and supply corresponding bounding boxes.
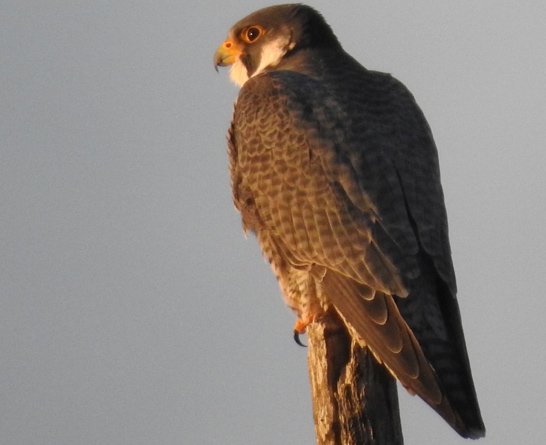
[322,271,485,438]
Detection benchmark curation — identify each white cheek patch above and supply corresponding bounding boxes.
[229,35,294,88]
[253,36,292,77]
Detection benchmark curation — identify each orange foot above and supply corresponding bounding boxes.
[293,316,316,347]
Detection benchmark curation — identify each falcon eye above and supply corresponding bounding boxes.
[247,27,260,41]
[242,25,264,43]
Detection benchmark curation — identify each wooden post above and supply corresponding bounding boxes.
[307,311,404,445]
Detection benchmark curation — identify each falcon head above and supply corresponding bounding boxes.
[214,4,340,86]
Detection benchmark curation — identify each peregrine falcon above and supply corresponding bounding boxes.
[214,4,485,439]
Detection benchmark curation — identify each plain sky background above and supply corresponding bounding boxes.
[2,1,545,444]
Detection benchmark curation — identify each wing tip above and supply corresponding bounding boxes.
[431,394,486,440]
[455,421,486,439]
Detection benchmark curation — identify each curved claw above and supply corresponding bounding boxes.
[293,329,307,347]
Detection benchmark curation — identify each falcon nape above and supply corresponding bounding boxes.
[214,4,485,439]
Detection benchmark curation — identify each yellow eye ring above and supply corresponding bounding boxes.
[241,25,265,43]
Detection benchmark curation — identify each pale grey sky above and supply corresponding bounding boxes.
[2,1,546,444]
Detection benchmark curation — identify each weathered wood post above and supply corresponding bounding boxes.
[307,312,404,445]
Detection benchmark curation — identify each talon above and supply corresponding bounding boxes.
[293,329,307,347]
[293,318,309,347]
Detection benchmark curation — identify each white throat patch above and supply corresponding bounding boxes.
[229,59,249,87]
[229,36,294,87]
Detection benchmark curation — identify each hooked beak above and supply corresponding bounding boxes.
[214,38,243,72]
